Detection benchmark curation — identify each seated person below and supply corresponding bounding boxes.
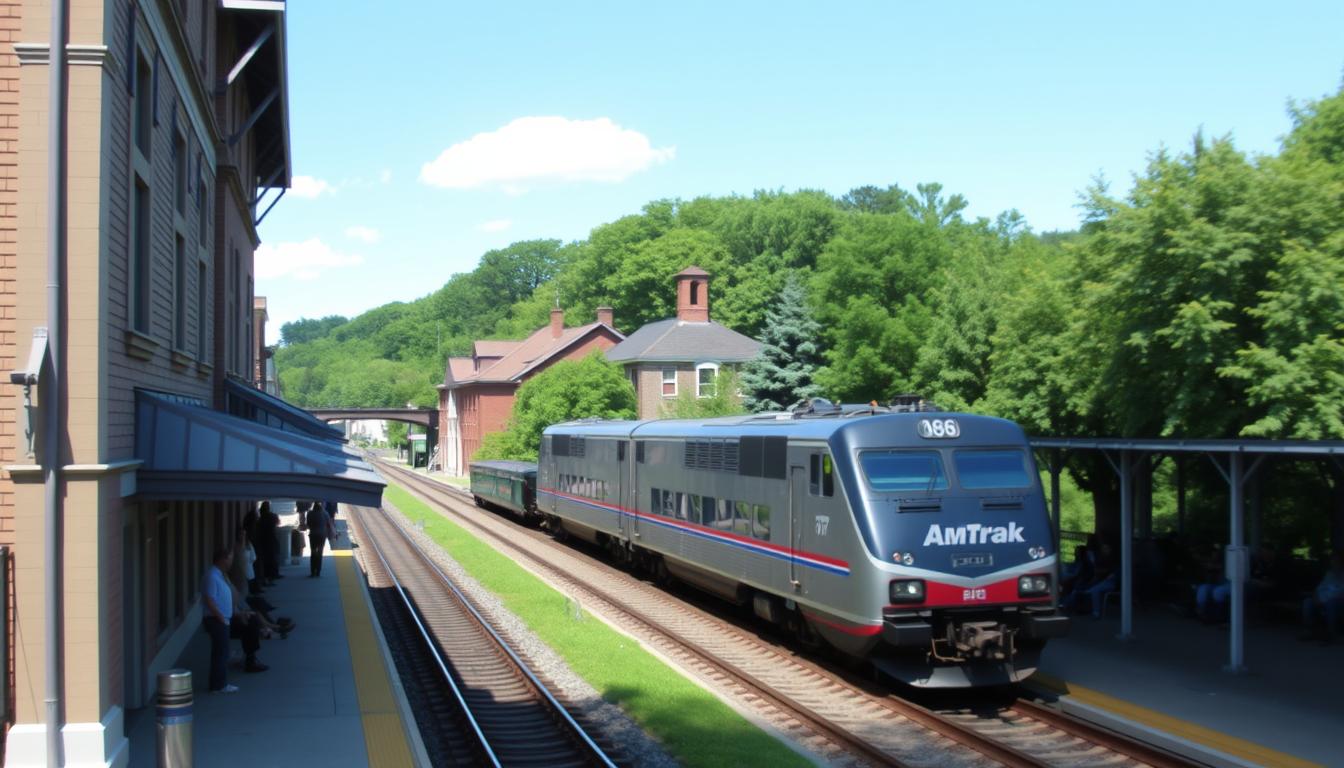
[1193,545,1229,623]
[1062,540,1117,618]
[1301,550,1344,642]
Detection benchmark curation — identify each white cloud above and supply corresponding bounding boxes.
[419,116,675,190]
[290,175,332,199]
[344,225,381,244]
[255,238,364,281]
[478,219,512,233]
[379,168,393,184]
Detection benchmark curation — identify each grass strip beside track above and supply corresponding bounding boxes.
[384,483,813,768]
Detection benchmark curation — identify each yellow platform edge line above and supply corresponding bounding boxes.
[1030,673,1322,768]
[335,552,416,768]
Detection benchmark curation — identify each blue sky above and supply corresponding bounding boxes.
[256,1,1344,344]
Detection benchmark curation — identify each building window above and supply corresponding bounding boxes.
[696,363,718,398]
[174,236,187,349]
[131,179,151,332]
[196,260,208,358]
[690,281,700,305]
[134,52,152,157]
[197,175,209,247]
[174,129,187,213]
[661,368,677,397]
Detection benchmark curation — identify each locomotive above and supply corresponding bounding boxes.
[524,400,1067,688]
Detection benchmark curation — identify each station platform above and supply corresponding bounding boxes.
[124,515,424,768]
[1031,604,1342,768]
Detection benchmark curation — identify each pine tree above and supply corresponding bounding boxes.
[740,272,824,412]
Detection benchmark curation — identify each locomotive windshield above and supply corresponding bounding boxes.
[952,449,1033,489]
[859,450,948,491]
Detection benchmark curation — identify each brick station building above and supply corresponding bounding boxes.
[437,307,623,476]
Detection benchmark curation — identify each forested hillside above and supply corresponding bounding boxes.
[276,84,1344,547]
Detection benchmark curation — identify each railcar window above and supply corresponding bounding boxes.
[809,454,835,497]
[700,495,715,525]
[618,441,626,462]
[859,451,948,491]
[953,450,1033,489]
[734,501,752,535]
[753,504,770,539]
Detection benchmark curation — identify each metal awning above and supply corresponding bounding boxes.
[224,377,345,442]
[135,389,383,507]
[1031,435,1344,675]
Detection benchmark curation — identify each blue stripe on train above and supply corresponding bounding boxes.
[538,488,850,577]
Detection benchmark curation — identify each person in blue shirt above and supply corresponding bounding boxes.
[201,548,267,693]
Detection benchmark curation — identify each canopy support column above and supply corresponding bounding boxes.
[1103,449,1139,640]
[1210,452,1265,674]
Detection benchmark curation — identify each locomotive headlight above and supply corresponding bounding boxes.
[1018,574,1051,597]
[889,579,925,603]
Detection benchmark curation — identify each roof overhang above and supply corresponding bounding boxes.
[224,377,346,441]
[135,389,384,507]
[221,0,290,192]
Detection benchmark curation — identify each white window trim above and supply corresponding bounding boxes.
[661,367,677,398]
[696,362,719,398]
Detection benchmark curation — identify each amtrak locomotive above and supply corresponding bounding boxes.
[533,401,1068,688]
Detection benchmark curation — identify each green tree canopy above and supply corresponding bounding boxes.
[739,273,824,412]
[475,352,637,461]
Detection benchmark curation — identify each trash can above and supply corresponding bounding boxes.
[277,525,293,567]
[290,527,305,564]
[156,669,192,768]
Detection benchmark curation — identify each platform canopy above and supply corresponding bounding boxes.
[1031,435,1344,674]
[134,389,384,508]
[224,376,345,442]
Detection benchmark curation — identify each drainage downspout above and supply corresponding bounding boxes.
[45,0,68,765]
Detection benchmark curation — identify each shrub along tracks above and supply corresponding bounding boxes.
[377,459,1196,768]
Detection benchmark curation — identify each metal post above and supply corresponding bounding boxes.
[1176,457,1185,536]
[1049,451,1062,549]
[156,669,193,768]
[44,1,69,765]
[1119,450,1133,640]
[1227,453,1247,673]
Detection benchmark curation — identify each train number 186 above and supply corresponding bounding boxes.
[917,418,961,439]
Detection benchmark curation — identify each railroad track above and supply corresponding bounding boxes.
[378,459,1198,768]
[348,499,618,768]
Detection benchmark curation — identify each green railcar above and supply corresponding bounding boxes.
[469,460,539,522]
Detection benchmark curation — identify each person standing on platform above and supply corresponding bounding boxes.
[308,499,334,577]
[257,500,281,584]
[1301,550,1344,642]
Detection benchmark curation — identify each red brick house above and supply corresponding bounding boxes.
[437,307,623,475]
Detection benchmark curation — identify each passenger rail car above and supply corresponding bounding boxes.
[538,408,1068,687]
[469,460,539,523]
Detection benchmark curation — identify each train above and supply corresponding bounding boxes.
[471,400,1068,687]
[469,460,538,521]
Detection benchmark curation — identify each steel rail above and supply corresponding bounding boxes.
[377,462,957,767]
[357,498,617,768]
[381,459,1206,767]
[350,506,502,767]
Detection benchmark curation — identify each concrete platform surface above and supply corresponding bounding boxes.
[1033,604,1343,768]
[125,514,420,768]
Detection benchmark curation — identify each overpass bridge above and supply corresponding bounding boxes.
[308,407,439,465]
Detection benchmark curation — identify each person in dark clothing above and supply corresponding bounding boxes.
[308,499,333,577]
[202,548,268,693]
[257,500,281,583]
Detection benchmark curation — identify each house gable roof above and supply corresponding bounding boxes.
[443,322,624,388]
[605,318,761,364]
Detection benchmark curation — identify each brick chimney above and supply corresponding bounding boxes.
[596,306,614,327]
[674,266,710,323]
[550,307,564,338]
